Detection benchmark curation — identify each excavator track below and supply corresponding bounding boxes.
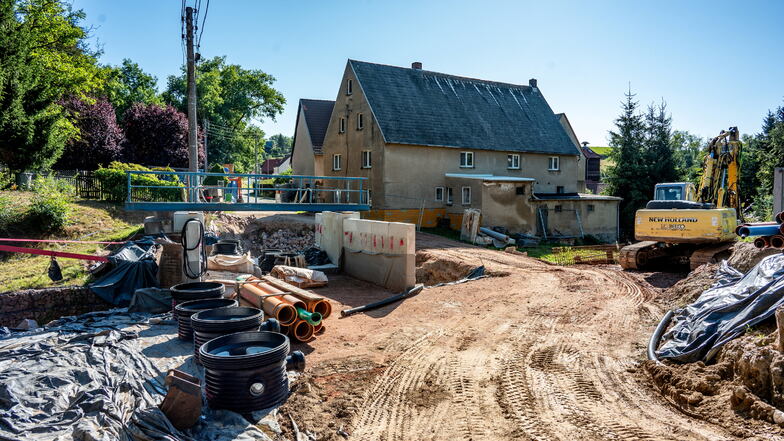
[619,241,658,270]
[689,242,734,270]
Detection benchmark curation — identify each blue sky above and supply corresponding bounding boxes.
[72,0,784,146]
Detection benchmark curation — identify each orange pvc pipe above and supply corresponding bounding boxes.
[308,299,332,319]
[281,294,307,311]
[314,323,325,335]
[291,320,314,342]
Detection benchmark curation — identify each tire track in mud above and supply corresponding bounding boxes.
[352,331,445,441]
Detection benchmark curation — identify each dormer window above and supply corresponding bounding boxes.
[346,79,353,95]
[357,113,364,130]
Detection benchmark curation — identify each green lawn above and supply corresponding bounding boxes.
[0,192,144,291]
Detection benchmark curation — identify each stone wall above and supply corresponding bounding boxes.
[0,286,112,327]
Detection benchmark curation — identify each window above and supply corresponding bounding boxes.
[554,205,563,213]
[461,186,471,205]
[507,154,520,169]
[361,150,372,168]
[516,186,525,195]
[339,117,346,133]
[332,154,342,171]
[587,204,595,212]
[446,187,453,204]
[459,151,474,168]
[356,113,364,130]
[556,186,565,194]
[548,156,560,171]
[346,78,353,95]
[435,187,444,202]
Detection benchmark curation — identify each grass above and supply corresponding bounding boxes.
[0,192,145,291]
[588,146,613,156]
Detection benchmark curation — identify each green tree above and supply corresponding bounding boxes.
[99,59,162,119]
[671,130,704,184]
[0,0,100,172]
[266,133,292,157]
[604,90,647,237]
[163,56,285,170]
[643,101,677,187]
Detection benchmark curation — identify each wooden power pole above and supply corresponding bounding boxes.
[185,7,198,199]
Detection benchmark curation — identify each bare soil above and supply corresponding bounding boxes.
[277,232,745,440]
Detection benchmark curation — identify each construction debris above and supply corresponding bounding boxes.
[159,370,202,430]
[271,265,328,288]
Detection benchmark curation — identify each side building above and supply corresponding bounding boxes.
[291,99,335,176]
[318,60,620,242]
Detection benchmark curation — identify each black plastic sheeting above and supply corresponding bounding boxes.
[89,238,160,306]
[657,253,784,363]
[0,309,282,440]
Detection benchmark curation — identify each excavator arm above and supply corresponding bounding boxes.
[697,127,742,219]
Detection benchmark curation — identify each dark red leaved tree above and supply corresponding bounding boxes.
[121,103,204,168]
[54,97,124,170]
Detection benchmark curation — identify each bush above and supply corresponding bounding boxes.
[203,163,228,186]
[0,195,21,235]
[25,176,73,233]
[95,161,184,202]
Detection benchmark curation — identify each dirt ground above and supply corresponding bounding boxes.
[276,232,763,441]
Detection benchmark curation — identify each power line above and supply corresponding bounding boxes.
[197,0,209,49]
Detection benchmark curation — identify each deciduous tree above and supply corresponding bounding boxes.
[54,97,123,170]
[121,103,204,168]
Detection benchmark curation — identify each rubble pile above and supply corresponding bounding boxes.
[257,230,315,253]
[208,213,316,255]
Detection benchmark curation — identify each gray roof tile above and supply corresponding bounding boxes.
[349,60,580,156]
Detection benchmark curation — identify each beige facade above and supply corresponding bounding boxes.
[317,60,620,242]
[291,106,315,175]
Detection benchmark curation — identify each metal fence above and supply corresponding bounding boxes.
[52,171,108,200]
[547,244,620,265]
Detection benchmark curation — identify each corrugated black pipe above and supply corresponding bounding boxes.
[648,310,674,363]
[340,284,424,318]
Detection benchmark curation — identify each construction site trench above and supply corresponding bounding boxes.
[264,231,784,440]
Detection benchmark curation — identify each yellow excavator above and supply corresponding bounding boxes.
[620,127,742,271]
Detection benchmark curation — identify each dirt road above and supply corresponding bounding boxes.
[282,233,737,440]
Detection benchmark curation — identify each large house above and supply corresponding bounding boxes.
[311,60,620,241]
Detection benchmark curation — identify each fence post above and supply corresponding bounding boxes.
[126,172,131,203]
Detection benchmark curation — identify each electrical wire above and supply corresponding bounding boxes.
[197,0,209,49]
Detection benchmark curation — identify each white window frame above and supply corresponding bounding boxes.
[357,113,364,130]
[346,78,353,95]
[361,150,372,169]
[507,154,520,169]
[332,154,342,171]
[461,186,471,205]
[548,156,560,171]
[459,151,474,168]
[435,186,444,202]
[446,187,453,205]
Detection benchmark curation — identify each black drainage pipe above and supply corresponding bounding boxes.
[191,306,279,365]
[199,331,305,413]
[170,281,225,310]
[647,309,674,363]
[174,298,238,341]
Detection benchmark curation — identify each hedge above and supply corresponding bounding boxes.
[94,162,184,202]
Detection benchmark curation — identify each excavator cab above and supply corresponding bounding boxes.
[653,183,697,202]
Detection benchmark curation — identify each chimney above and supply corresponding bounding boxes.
[411,61,422,70]
[529,78,537,88]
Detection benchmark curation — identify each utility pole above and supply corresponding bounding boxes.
[185,6,198,200]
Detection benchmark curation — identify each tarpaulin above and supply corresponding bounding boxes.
[128,288,172,314]
[0,309,283,440]
[89,238,160,306]
[657,253,784,363]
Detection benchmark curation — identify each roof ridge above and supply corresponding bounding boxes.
[300,98,335,104]
[348,59,532,90]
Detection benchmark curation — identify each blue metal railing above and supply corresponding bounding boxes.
[124,170,370,212]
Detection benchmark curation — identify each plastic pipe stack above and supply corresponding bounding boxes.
[736,212,784,249]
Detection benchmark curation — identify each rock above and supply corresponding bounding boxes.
[774,409,784,426]
[15,319,38,330]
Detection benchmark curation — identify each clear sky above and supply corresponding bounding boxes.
[72,0,784,146]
